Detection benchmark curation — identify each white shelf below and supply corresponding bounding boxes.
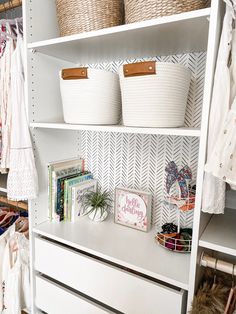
[0,174,7,193]
[33,215,190,290]
[226,190,236,209]
[28,8,210,63]
[199,208,236,257]
[30,122,201,137]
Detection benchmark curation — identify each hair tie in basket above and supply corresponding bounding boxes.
[165,161,192,198]
[162,222,178,234]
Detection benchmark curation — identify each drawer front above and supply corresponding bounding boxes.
[35,276,111,314]
[35,237,185,314]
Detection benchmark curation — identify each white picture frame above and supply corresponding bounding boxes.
[114,187,152,232]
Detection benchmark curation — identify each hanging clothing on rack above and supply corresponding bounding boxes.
[0,223,14,313]
[2,231,30,314]
[0,22,14,172]
[205,20,236,190]
[202,0,236,214]
[7,21,38,200]
[0,205,30,314]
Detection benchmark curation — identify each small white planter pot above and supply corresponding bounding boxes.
[88,207,108,222]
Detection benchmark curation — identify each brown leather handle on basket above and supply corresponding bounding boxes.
[62,68,88,80]
[123,61,156,77]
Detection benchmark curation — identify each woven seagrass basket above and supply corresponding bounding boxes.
[56,0,124,36]
[124,0,210,24]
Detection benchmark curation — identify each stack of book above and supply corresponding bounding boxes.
[48,158,97,222]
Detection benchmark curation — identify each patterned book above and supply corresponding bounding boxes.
[64,173,93,221]
[70,180,98,222]
[56,172,86,221]
[48,158,85,222]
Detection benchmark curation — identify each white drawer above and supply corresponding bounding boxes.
[34,237,186,314]
[35,275,111,314]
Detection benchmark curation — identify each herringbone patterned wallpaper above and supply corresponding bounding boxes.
[80,51,205,228]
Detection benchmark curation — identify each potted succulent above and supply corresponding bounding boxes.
[81,189,112,222]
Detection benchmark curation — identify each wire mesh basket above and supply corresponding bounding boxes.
[155,230,192,253]
[155,161,194,253]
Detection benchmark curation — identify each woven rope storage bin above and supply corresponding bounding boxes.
[118,61,191,128]
[60,68,121,125]
[124,0,210,24]
[56,0,124,36]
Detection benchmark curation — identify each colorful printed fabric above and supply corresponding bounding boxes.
[165,161,192,198]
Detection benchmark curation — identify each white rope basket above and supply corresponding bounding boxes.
[60,68,121,125]
[119,61,191,128]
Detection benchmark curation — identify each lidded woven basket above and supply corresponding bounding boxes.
[124,0,210,24]
[56,0,124,36]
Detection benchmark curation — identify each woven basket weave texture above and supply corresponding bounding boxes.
[119,62,191,128]
[56,0,124,36]
[124,0,211,24]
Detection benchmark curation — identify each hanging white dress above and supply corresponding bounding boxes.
[0,225,15,312]
[0,28,14,171]
[202,0,236,214]
[205,28,236,189]
[7,34,38,200]
[2,232,30,314]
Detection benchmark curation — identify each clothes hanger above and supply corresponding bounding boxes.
[224,264,236,314]
[212,257,218,289]
[15,216,29,233]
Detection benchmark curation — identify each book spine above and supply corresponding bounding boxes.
[64,171,86,221]
[71,187,76,223]
[52,168,86,222]
[51,171,59,222]
[63,180,69,221]
[48,165,52,221]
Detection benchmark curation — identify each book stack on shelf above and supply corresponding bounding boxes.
[48,158,97,222]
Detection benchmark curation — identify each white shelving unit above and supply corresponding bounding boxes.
[199,208,236,257]
[33,216,190,290]
[28,8,210,63]
[30,122,201,137]
[23,1,224,313]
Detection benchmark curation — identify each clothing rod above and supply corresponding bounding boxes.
[0,0,22,13]
[0,17,22,26]
[200,252,236,276]
[0,196,28,211]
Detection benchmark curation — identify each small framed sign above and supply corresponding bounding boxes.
[114,187,152,232]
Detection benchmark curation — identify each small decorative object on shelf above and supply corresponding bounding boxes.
[114,187,152,232]
[81,189,112,222]
[156,161,195,253]
[156,225,192,252]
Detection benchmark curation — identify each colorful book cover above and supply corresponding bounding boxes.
[48,158,85,222]
[64,173,93,221]
[71,180,98,223]
[56,172,85,221]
